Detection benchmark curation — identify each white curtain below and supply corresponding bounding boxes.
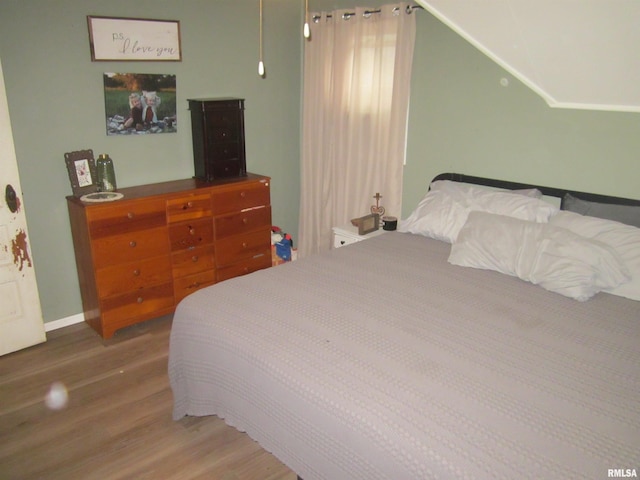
[298,3,416,257]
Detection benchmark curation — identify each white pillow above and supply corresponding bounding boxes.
[449,212,631,301]
[398,180,558,243]
[550,211,640,301]
[513,188,543,199]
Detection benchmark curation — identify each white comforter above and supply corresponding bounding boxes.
[169,232,640,479]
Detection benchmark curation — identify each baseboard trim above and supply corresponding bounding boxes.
[45,313,84,332]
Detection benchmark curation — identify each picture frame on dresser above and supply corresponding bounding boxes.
[64,149,97,197]
[354,213,380,235]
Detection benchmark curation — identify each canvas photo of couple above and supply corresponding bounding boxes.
[103,72,177,135]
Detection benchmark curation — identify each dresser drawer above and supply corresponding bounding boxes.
[92,226,170,269]
[211,182,270,215]
[215,228,271,267]
[207,127,240,143]
[174,271,216,304]
[171,245,215,277]
[101,282,174,326]
[96,256,172,298]
[166,193,212,224]
[169,218,213,252]
[88,198,166,238]
[208,141,241,161]
[203,107,240,128]
[214,206,271,240]
[216,253,271,282]
[206,158,243,179]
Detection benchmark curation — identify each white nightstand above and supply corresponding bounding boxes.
[332,223,388,249]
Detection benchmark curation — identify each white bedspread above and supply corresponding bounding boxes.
[169,232,640,479]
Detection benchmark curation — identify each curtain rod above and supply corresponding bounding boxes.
[312,4,423,22]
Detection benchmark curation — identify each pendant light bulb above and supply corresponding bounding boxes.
[303,0,310,39]
[258,0,265,77]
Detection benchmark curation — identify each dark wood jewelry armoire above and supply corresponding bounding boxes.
[188,98,247,181]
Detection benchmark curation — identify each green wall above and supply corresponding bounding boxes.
[0,0,302,323]
[1,1,638,325]
[403,8,640,215]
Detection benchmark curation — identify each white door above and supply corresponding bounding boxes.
[0,58,46,356]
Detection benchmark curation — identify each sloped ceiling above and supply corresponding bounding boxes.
[415,0,640,112]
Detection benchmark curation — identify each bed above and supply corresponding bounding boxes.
[169,173,640,479]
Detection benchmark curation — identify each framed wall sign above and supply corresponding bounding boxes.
[64,149,97,197]
[87,16,182,61]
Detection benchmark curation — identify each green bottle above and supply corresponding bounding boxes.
[96,154,117,192]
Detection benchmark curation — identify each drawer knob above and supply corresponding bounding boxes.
[127,212,135,219]
[129,241,137,248]
[340,240,346,245]
[242,218,248,224]
[133,269,140,276]
[242,242,248,248]
[189,227,196,235]
[240,191,246,198]
[191,256,199,262]
[137,297,143,304]
[183,201,193,210]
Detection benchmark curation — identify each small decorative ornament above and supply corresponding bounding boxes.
[371,192,385,216]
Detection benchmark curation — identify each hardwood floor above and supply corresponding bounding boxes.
[0,316,297,480]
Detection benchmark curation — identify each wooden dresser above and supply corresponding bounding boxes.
[67,173,271,339]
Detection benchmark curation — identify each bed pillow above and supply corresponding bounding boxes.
[448,212,630,301]
[562,193,640,228]
[398,180,558,243]
[513,188,543,199]
[550,211,640,301]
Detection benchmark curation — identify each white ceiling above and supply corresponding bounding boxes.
[415,0,640,112]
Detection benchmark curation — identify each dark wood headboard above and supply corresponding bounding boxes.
[432,173,640,207]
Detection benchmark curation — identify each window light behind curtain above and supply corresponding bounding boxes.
[299,3,416,257]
